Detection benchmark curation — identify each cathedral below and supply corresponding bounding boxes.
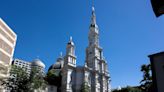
[48,6,111,92]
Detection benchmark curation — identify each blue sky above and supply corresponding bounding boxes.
[1,0,164,89]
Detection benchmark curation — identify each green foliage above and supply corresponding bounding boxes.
[81,82,90,92]
[2,65,30,92]
[46,69,61,86]
[29,67,47,91]
[1,65,46,92]
[112,86,142,92]
[140,64,153,92]
[112,63,153,92]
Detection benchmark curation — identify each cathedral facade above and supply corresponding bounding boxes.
[48,7,111,92]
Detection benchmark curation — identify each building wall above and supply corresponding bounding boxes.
[149,52,164,92]
[0,18,17,92]
[12,59,32,76]
[74,67,84,91]
[12,59,45,77]
[0,18,17,78]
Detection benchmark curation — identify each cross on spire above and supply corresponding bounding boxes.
[70,36,72,42]
[92,0,94,8]
[60,52,63,57]
[92,0,95,12]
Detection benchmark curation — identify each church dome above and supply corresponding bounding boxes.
[48,56,64,71]
[50,62,61,70]
[32,59,45,68]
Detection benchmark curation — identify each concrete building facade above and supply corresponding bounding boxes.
[12,59,32,76]
[149,52,164,92]
[12,58,45,76]
[0,18,17,78]
[0,18,17,91]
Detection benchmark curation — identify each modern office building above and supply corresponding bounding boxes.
[0,18,17,79]
[12,59,32,76]
[12,58,45,76]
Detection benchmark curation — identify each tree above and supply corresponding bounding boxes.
[46,69,61,86]
[1,65,30,92]
[81,82,90,92]
[140,64,153,92]
[112,86,142,92]
[29,67,47,91]
[1,65,47,92]
[45,69,62,92]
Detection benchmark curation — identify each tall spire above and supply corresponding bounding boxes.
[91,7,96,26]
[90,0,97,28]
[88,0,99,46]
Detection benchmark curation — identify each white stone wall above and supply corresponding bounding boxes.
[74,69,84,91]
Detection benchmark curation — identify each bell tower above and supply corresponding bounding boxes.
[65,37,76,67]
[85,5,111,92]
[62,37,76,92]
[86,6,102,70]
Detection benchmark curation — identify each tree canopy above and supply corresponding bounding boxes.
[2,65,30,92]
[140,64,153,92]
[1,65,46,92]
[112,86,142,92]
